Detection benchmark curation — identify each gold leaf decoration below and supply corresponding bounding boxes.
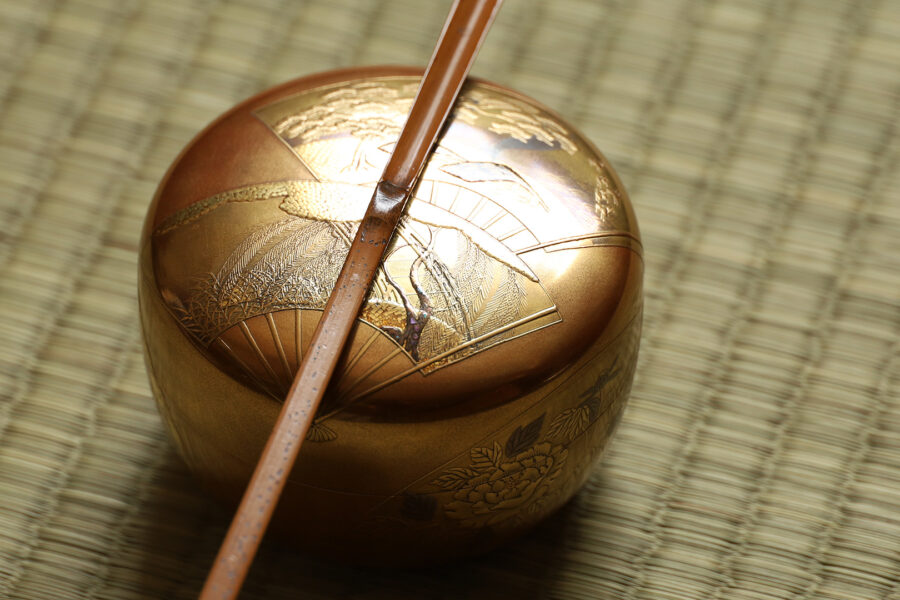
[441,442,568,528]
[469,442,503,471]
[546,405,592,444]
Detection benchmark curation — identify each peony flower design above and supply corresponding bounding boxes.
[423,343,636,529]
[438,440,567,528]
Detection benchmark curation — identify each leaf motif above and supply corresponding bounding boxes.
[431,467,479,490]
[413,232,472,334]
[470,442,503,470]
[185,218,351,341]
[578,356,623,416]
[216,218,297,292]
[580,356,621,399]
[415,232,492,359]
[505,414,545,457]
[470,268,528,341]
[305,422,337,442]
[546,405,592,443]
[451,235,493,322]
[256,220,340,283]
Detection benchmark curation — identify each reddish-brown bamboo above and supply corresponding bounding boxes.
[198,1,502,597]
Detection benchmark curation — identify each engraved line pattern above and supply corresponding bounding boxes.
[216,338,281,402]
[238,321,282,395]
[266,312,292,386]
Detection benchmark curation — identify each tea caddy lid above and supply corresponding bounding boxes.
[145,66,642,420]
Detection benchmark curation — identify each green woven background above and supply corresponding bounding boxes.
[1,0,899,598]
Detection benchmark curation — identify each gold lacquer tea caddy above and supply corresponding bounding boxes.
[139,66,642,565]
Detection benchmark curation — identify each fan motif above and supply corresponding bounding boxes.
[155,81,579,408]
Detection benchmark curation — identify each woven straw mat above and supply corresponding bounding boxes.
[1,0,899,598]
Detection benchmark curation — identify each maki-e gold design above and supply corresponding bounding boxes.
[139,66,642,565]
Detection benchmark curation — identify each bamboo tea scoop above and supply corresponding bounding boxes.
[199,1,503,597]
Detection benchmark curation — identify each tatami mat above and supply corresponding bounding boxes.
[1,0,898,598]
